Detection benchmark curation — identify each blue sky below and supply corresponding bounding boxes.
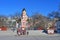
[0,0,60,17]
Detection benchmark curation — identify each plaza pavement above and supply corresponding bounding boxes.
[0,34,60,40]
[0,30,60,40]
[0,30,60,36]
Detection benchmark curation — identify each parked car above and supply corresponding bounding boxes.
[0,26,7,31]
